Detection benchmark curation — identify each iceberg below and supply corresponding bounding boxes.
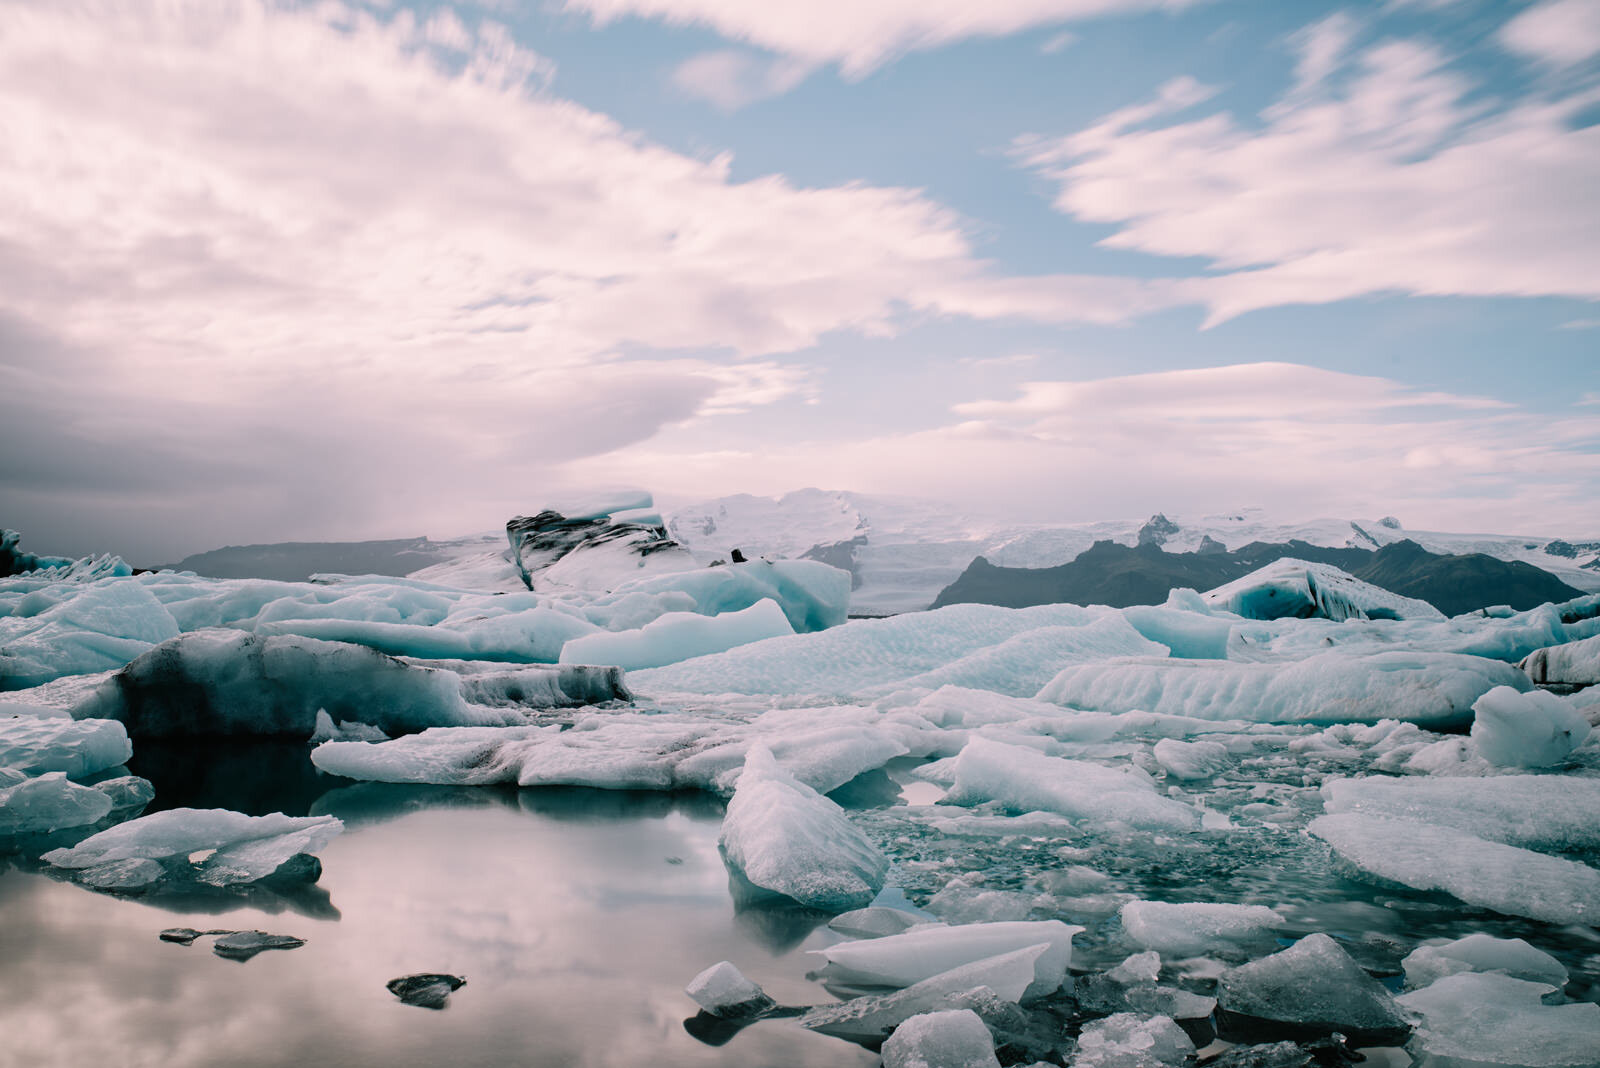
[1037,650,1529,728]
[1520,632,1600,688]
[1118,901,1284,957]
[1203,559,1443,622]
[1397,972,1600,1067]
[1216,933,1410,1045]
[880,1009,1000,1068]
[558,598,794,670]
[718,745,887,912]
[1470,685,1591,767]
[812,920,1082,998]
[0,578,180,688]
[0,716,131,777]
[42,808,343,886]
[1309,813,1600,924]
[943,738,1200,833]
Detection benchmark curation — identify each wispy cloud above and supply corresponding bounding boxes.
[1015,21,1600,324]
[672,49,813,110]
[1500,0,1600,68]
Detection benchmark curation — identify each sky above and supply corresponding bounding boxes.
[1,0,1597,563]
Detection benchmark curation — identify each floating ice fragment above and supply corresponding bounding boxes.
[880,1009,1000,1068]
[718,745,886,912]
[812,920,1082,998]
[1119,901,1284,957]
[1073,1013,1195,1068]
[1151,738,1229,780]
[1216,933,1410,1045]
[1320,774,1600,852]
[1470,685,1590,767]
[828,907,929,939]
[558,598,794,670]
[684,961,774,1018]
[1397,972,1600,1067]
[1401,933,1568,989]
[42,808,343,886]
[0,716,131,777]
[0,769,114,834]
[1203,559,1442,622]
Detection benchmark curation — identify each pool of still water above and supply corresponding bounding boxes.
[0,743,878,1068]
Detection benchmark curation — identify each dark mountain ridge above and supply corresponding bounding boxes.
[931,538,1583,617]
[162,537,448,583]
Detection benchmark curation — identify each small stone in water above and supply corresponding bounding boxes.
[212,931,306,961]
[160,928,204,945]
[387,973,466,1009]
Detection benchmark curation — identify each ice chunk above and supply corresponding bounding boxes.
[1119,901,1284,957]
[1151,738,1229,781]
[42,808,343,886]
[800,944,1049,1042]
[829,907,930,939]
[1521,632,1600,688]
[1203,559,1443,622]
[684,961,774,1018]
[1401,934,1568,989]
[1216,933,1410,1045]
[944,738,1199,833]
[1122,604,1233,659]
[888,615,1169,698]
[1038,650,1530,728]
[593,559,851,634]
[70,630,622,738]
[1073,1013,1196,1068]
[718,745,886,912]
[307,709,389,744]
[1470,685,1590,767]
[1320,774,1600,852]
[1397,972,1600,1067]
[812,920,1082,998]
[0,578,180,687]
[1309,813,1600,924]
[0,716,131,776]
[0,770,114,834]
[880,1009,1000,1068]
[559,598,794,670]
[255,604,597,663]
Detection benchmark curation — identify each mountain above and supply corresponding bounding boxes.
[931,538,1584,616]
[162,537,450,583]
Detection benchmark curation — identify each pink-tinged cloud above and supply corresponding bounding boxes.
[1016,27,1600,323]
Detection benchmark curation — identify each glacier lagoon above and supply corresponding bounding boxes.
[4,501,1600,1068]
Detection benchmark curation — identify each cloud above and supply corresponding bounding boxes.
[1015,23,1600,323]
[0,0,1169,559]
[1500,0,1600,68]
[672,48,813,110]
[564,0,1212,78]
[568,362,1600,536]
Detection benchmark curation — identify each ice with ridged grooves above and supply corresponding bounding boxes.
[813,920,1082,998]
[1470,685,1591,768]
[0,716,131,776]
[880,1009,1000,1068]
[1309,813,1600,924]
[1038,650,1530,728]
[1119,901,1284,956]
[718,744,887,912]
[559,598,794,670]
[1397,972,1600,1067]
[43,808,343,886]
[1203,558,1444,622]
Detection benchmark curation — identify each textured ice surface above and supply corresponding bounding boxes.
[1470,685,1590,767]
[1521,632,1600,688]
[813,920,1081,998]
[589,559,850,634]
[880,1009,1000,1068]
[559,598,794,670]
[1309,813,1600,924]
[1320,774,1600,851]
[1204,559,1443,622]
[0,716,131,776]
[1121,603,1233,659]
[1151,738,1230,780]
[43,808,343,886]
[1119,901,1284,956]
[944,738,1199,832]
[0,578,180,688]
[1216,933,1410,1044]
[1397,972,1600,1067]
[1038,650,1530,728]
[1073,1013,1196,1068]
[1401,934,1568,989]
[800,944,1048,1041]
[0,770,114,834]
[829,907,930,939]
[70,630,624,737]
[718,745,887,911]
[684,961,773,1017]
[632,603,1111,698]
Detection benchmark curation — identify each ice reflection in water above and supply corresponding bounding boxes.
[0,743,875,1068]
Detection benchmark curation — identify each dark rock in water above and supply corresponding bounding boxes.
[387,973,466,1009]
[159,927,235,946]
[212,930,306,961]
[1138,513,1181,547]
[1216,934,1410,1047]
[1201,1035,1363,1068]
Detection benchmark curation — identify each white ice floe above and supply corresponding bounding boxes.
[1401,933,1568,989]
[558,598,794,670]
[1397,972,1600,1067]
[0,716,131,777]
[1309,812,1600,924]
[1203,559,1443,622]
[42,808,343,886]
[1151,738,1230,780]
[718,745,887,912]
[1118,901,1284,957]
[1037,650,1530,728]
[1320,774,1600,852]
[0,769,113,835]
[1470,685,1591,767]
[0,578,180,688]
[812,920,1081,998]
